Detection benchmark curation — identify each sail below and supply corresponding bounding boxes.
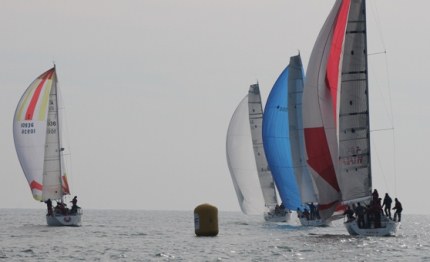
[337,0,372,203]
[226,94,265,214]
[302,0,371,218]
[262,56,302,211]
[287,55,318,204]
[302,0,345,218]
[13,67,68,201]
[248,84,278,208]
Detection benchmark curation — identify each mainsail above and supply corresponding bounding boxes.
[287,56,318,204]
[13,67,70,202]
[302,0,371,219]
[262,55,304,211]
[248,84,278,209]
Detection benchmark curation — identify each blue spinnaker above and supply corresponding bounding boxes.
[262,60,302,211]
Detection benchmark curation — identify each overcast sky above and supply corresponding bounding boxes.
[1,0,429,214]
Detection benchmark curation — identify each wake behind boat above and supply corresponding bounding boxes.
[13,66,82,226]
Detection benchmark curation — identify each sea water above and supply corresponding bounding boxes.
[0,209,429,261]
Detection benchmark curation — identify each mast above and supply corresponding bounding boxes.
[363,0,372,192]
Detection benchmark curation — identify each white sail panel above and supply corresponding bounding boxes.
[42,75,64,201]
[248,84,278,208]
[287,55,318,204]
[226,95,266,215]
[13,68,56,201]
[302,0,346,218]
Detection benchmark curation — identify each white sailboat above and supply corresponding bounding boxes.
[13,66,82,226]
[302,0,398,236]
[226,84,289,222]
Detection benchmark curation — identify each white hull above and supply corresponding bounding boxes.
[264,210,291,223]
[46,209,82,226]
[299,217,331,227]
[344,218,399,237]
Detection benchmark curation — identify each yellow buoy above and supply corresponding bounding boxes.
[194,203,218,236]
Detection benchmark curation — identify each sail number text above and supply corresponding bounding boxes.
[47,120,57,134]
[20,122,36,134]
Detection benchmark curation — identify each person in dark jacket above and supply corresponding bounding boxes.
[45,199,53,216]
[382,193,392,219]
[355,203,366,228]
[344,206,355,222]
[70,196,78,214]
[393,198,403,222]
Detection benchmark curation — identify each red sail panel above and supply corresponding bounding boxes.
[304,127,340,192]
[325,0,350,123]
[25,69,55,120]
[30,180,43,191]
[62,176,70,195]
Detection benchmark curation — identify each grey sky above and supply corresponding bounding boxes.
[1,0,429,214]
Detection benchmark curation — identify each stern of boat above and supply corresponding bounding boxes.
[46,208,83,226]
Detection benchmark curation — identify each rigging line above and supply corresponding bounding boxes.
[370,135,389,194]
[370,127,394,132]
[368,50,386,56]
[381,42,398,197]
[369,0,386,50]
[369,0,398,196]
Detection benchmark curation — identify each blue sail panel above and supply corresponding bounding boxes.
[262,65,302,211]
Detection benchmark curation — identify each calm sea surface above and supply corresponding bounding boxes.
[0,209,429,261]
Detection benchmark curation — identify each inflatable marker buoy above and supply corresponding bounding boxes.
[194,203,218,236]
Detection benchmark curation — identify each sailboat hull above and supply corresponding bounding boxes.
[46,209,82,227]
[264,210,291,223]
[344,218,399,237]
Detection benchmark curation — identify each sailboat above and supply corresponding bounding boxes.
[13,66,82,226]
[302,0,399,236]
[262,54,321,225]
[226,83,289,222]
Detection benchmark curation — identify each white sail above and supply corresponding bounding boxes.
[302,0,344,219]
[287,55,318,204]
[303,0,373,217]
[42,78,64,201]
[226,94,266,215]
[248,84,278,208]
[13,67,70,202]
